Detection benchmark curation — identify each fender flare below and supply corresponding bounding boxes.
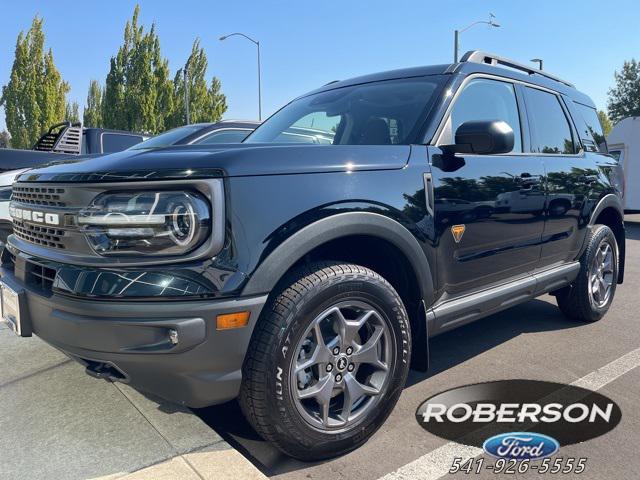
[587,193,626,283]
[241,211,434,304]
[588,193,624,226]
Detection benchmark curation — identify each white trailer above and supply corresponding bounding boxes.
[607,117,640,213]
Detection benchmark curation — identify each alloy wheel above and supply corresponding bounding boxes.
[290,300,392,431]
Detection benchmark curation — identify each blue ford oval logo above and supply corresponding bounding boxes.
[483,432,559,460]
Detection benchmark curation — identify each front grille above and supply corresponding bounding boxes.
[12,186,67,207]
[13,220,66,249]
[25,260,56,293]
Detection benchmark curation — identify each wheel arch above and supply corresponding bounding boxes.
[242,212,434,371]
[588,194,625,284]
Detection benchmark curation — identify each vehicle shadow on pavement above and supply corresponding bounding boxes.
[194,297,580,476]
[408,297,579,386]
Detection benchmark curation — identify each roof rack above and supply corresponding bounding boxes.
[459,50,574,88]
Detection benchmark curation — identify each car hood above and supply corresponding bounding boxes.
[16,144,411,183]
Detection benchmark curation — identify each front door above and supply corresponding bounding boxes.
[429,77,546,296]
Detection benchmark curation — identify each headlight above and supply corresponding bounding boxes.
[78,191,210,256]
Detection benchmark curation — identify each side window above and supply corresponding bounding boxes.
[441,78,522,152]
[574,102,607,153]
[524,87,574,154]
[195,129,251,144]
[102,134,144,153]
[609,150,623,164]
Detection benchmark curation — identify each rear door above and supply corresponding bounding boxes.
[429,77,547,296]
[521,86,592,267]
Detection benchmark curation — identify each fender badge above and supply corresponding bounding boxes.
[451,224,466,243]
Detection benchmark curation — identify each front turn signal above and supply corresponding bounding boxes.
[216,311,250,330]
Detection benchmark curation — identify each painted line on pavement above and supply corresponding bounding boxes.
[379,346,640,480]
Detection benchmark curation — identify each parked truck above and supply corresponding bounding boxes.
[0,122,147,172]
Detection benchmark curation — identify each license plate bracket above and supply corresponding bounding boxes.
[1,280,30,337]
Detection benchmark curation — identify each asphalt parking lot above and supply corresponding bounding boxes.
[2,216,639,480]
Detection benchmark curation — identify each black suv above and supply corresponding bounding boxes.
[0,51,625,460]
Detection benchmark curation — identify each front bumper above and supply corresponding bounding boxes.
[0,265,267,407]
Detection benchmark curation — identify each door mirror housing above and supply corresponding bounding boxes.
[442,120,515,155]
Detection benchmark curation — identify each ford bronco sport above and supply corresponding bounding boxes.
[0,51,625,460]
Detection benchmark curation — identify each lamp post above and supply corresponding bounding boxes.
[454,14,500,63]
[184,62,190,124]
[531,58,543,70]
[219,32,262,121]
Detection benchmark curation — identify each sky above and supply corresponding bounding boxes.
[1,0,639,133]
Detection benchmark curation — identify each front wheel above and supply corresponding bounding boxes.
[556,224,618,322]
[239,262,411,460]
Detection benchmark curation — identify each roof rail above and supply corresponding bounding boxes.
[459,50,574,88]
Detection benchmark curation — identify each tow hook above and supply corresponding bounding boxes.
[84,361,126,382]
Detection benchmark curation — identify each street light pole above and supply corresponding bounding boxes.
[184,62,190,125]
[220,32,262,121]
[531,58,543,70]
[453,14,500,63]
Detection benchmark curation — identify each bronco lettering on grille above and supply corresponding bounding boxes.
[9,206,60,226]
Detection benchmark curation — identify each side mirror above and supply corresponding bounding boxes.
[442,120,514,155]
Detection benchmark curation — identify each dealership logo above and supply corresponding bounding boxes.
[9,206,60,226]
[482,432,560,460]
[415,380,622,449]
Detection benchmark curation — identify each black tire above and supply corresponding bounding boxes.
[556,225,618,322]
[239,262,411,460]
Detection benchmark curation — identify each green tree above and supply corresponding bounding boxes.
[607,59,640,124]
[65,101,80,123]
[83,80,103,127]
[597,109,613,135]
[102,5,174,133]
[0,16,70,148]
[168,39,227,128]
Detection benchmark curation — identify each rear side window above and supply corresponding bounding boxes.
[441,78,522,152]
[524,87,574,154]
[574,103,607,153]
[102,133,144,153]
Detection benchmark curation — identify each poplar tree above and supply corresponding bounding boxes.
[65,101,80,123]
[0,17,69,148]
[101,5,174,133]
[83,80,103,127]
[169,39,228,127]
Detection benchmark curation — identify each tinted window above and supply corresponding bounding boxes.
[129,125,203,150]
[245,77,445,145]
[102,133,144,153]
[195,129,252,144]
[574,103,607,153]
[609,150,623,164]
[441,79,522,152]
[524,88,574,154]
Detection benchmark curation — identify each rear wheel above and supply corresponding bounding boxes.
[239,262,411,460]
[556,225,618,322]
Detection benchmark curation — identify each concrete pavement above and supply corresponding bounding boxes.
[0,331,265,480]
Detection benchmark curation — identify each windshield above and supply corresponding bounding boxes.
[128,125,204,150]
[245,76,445,145]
